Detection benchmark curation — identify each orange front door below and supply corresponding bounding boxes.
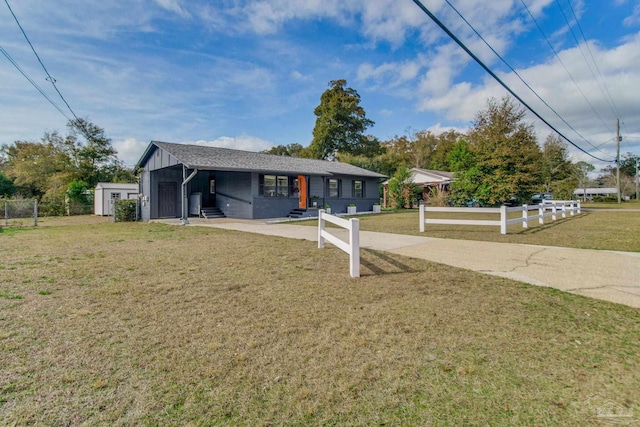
[298,175,307,209]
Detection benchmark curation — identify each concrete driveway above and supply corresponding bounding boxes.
[159,218,640,309]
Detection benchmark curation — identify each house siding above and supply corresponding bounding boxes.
[216,172,253,219]
[322,176,380,213]
[150,167,182,218]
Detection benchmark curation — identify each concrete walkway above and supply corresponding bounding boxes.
[160,218,640,309]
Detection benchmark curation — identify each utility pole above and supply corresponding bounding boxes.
[636,158,640,203]
[616,119,621,204]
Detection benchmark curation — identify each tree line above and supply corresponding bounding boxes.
[265,80,638,207]
[0,118,135,214]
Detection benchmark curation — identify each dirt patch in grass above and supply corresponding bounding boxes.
[1,222,639,425]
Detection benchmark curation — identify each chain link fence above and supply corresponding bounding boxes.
[2,199,38,228]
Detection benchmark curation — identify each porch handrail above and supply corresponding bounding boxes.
[216,192,252,205]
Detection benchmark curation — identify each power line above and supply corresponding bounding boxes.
[410,0,615,163]
[0,45,70,120]
[519,0,610,133]
[4,0,79,121]
[563,0,621,119]
[442,0,612,159]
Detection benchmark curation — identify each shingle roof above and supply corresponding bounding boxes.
[95,182,138,190]
[139,141,386,178]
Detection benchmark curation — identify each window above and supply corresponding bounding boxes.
[111,192,121,200]
[353,180,364,198]
[277,176,289,197]
[327,178,341,198]
[260,175,291,197]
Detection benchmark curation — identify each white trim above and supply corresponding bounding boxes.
[318,210,360,277]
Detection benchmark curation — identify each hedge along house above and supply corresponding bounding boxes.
[135,141,386,222]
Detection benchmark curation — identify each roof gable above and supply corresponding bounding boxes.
[136,141,386,178]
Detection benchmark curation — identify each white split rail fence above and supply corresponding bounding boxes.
[419,200,581,235]
[318,209,360,278]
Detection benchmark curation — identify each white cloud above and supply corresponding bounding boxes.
[191,136,274,152]
[623,2,640,26]
[112,138,149,167]
[423,122,470,135]
[154,0,191,18]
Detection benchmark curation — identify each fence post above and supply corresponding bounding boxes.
[561,203,566,218]
[522,204,529,229]
[34,199,38,226]
[500,205,507,234]
[4,200,7,227]
[577,200,581,214]
[539,203,544,225]
[551,203,557,221]
[349,218,360,277]
[419,204,425,232]
[317,209,325,248]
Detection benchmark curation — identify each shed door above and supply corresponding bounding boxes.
[158,182,178,218]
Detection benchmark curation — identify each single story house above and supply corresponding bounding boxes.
[382,168,454,207]
[573,187,617,200]
[135,141,386,222]
[94,182,139,216]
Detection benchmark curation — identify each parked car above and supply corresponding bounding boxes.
[531,192,553,204]
[502,197,519,207]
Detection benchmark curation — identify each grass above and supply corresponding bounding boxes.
[305,209,640,252]
[1,218,639,425]
[580,200,640,209]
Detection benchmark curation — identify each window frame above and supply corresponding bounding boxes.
[352,180,364,198]
[260,174,293,197]
[327,178,341,198]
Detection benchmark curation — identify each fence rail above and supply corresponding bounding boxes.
[318,209,360,277]
[420,200,581,235]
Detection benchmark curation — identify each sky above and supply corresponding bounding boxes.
[1,0,639,172]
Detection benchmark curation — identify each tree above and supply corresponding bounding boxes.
[0,171,16,197]
[619,152,639,177]
[67,118,118,187]
[387,167,418,208]
[1,135,74,199]
[263,143,305,157]
[454,96,543,205]
[448,139,481,206]
[572,161,595,201]
[1,119,133,205]
[306,79,375,159]
[539,134,577,199]
[411,129,461,170]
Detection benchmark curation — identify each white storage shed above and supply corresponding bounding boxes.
[94,182,139,216]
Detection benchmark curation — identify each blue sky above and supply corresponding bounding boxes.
[1,0,639,171]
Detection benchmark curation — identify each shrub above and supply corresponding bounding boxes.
[114,199,137,222]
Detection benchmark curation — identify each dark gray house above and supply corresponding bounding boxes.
[135,141,386,222]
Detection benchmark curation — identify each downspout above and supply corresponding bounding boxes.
[181,166,198,225]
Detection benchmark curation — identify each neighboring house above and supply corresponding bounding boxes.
[135,141,386,222]
[94,182,139,216]
[382,168,454,207]
[573,187,617,200]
